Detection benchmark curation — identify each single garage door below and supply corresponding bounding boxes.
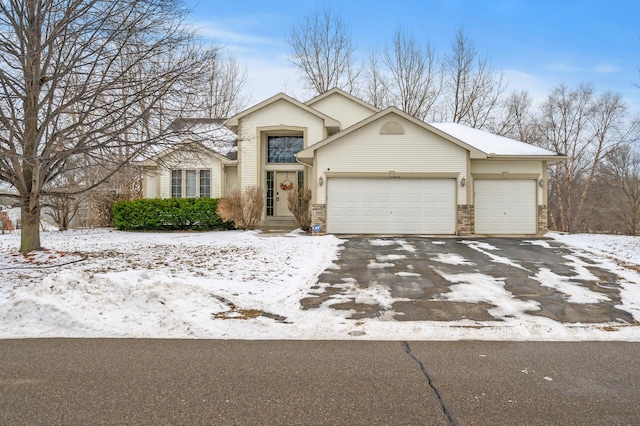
[326,178,456,234]
[474,180,536,234]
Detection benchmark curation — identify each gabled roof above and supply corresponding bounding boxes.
[142,141,237,166]
[296,107,567,165]
[143,118,238,165]
[295,107,487,164]
[224,92,341,132]
[429,122,567,163]
[429,122,556,156]
[305,88,380,114]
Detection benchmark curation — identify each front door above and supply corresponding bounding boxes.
[274,171,295,217]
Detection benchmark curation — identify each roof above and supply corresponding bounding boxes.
[429,122,565,158]
[296,108,567,165]
[305,88,380,114]
[144,118,238,163]
[296,107,487,164]
[224,92,341,133]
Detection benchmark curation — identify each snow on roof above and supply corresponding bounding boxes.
[147,118,238,160]
[429,122,561,157]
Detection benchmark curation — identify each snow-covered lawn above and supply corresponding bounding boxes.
[1,229,639,340]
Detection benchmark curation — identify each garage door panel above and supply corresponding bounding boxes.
[327,178,456,234]
[475,180,536,234]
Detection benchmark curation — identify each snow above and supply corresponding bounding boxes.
[548,233,640,266]
[431,253,476,266]
[436,270,541,319]
[462,240,529,271]
[531,268,610,304]
[430,122,562,157]
[1,229,640,341]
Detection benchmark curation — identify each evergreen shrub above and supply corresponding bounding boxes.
[113,198,233,231]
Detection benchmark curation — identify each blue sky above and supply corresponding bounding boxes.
[184,0,640,112]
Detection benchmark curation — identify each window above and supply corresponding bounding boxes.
[171,170,182,198]
[199,170,211,198]
[185,170,196,198]
[170,169,211,198]
[267,136,303,163]
[266,171,274,216]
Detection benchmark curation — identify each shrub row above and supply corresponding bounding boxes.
[113,198,233,231]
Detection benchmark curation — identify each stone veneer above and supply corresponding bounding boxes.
[537,205,548,235]
[311,203,327,236]
[457,205,474,236]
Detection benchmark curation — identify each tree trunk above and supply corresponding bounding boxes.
[20,202,42,252]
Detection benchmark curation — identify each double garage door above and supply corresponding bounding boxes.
[326,177,538,235]
[326,178,456,234]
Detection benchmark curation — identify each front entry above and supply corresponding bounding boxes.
[275,171,295,217]
[267,171,301,217]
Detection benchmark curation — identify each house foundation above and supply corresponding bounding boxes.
[311,203,327,236]
[457,205,474,236]
[538,205,548,236]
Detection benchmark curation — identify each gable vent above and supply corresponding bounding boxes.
[380,121,405,135]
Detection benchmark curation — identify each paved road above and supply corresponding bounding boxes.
[1,339,639,425]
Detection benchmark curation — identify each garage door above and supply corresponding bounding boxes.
[326,178,456,234]
[474,180,536,234]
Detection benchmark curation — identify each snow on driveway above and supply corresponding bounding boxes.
[0,229,639,340]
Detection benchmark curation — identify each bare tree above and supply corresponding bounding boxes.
[287,7,359,95]
[597,145,640,235]
[443,28,505,128]
[488,89,538,142]
[383,29,441,120]
[0,0,215,251]
[197,51,249,119]
[538,83,636,232]
[360,49,390,110]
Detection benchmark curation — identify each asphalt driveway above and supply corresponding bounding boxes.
[302,237,634,325]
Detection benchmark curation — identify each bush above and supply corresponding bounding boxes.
[287,186,312,232]
[216,186,264,230]
[113,198,232,231]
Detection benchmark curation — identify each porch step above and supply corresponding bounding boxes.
[258,218,298,233]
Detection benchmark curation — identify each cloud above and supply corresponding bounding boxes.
[592,64,619,74]
[502,69,553,106]
[192,21,279,45]
[240,57,304,103]
[546,62,619,74]
[183,14,305,104]
[189,20,279,46]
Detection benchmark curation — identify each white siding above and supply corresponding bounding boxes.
[238,99,326,188]
[309,93,376,129]
[316,115,468,204]
[224,165,238,194]
[471,160,544,205]
[471,160,542,175]
[142,168,159,198]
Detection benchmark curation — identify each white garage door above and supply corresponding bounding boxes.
[474,180,537,234]
[326,178,456,234]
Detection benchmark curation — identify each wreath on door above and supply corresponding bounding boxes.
[280,179,293,191]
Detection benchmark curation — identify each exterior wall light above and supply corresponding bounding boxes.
[539,179,544,188]
[460,177,466,187]
[319,176,324,186]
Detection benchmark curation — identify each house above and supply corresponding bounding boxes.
[142,118,238,200]
[142,89,566,236]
